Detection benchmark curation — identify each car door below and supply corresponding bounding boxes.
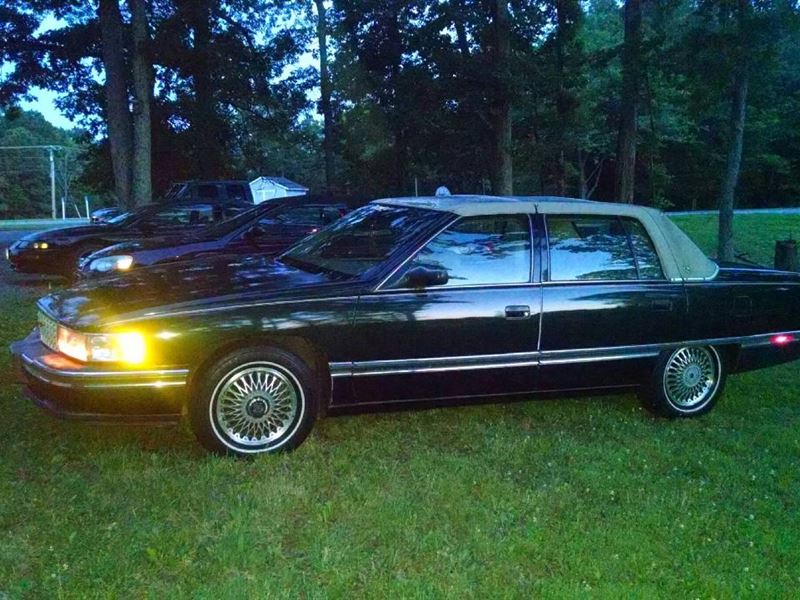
[343,213,542,406]
[538,213,688,392]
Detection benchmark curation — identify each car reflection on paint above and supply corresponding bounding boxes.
[11,195,800,456]
[77,198,350,277]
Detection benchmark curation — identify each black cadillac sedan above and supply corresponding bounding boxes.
[11,196,800,456]
[78,199,349,277]
[6,199,251,277]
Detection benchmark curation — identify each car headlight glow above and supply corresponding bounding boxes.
[56,326,146,364]
[89,255,134,273]
[32,242,49,249]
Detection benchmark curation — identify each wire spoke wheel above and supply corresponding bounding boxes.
[213,363,300,448]
[662,346,719,410]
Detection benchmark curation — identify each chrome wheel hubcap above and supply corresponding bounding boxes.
[663,347,718,409]
[214,364,299,447]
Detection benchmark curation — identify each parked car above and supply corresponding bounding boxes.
[5,200,251,277]
[90,207,125,224]
[163,180,254,204]
[12,196,800,456]
[78,199,349,277]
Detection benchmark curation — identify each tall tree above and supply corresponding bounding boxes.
[488,0,513,195]
[315,0,335,191]
[130,0,154,207]
[717,0,751,262]
[615,0,642,203]
[98,0,133,208]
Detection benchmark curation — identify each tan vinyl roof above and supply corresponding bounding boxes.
[375,195,718,282]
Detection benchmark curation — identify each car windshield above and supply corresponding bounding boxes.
[281,203,438,277]
[105,208,147,225]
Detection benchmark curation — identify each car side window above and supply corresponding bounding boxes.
[393,215,532,288]
[279,206,324,226]
[225,184,247,202]
[197,184,219,200]
[142,204,215,228]
[624,219,664,280]
[547,215,663,281]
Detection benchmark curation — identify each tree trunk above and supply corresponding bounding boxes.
[315,0,334,192]
[98,0,133,209]
[555,0,581,197]
[129,0,153,207]
[186,0,222,176]
[717,68,749,262]
[615,0,641,204]
[452,0,471,57]
[489,0,513,196]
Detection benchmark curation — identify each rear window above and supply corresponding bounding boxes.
[547,215,663,281]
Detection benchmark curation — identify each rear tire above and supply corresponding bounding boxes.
[189,346,318,456]
[640,345,726,418]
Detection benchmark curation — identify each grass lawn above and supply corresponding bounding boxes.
[1,213,799,597]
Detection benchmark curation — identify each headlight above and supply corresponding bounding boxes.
[32,242,49,250]
[56,326,146,364]
[89,255,134,273]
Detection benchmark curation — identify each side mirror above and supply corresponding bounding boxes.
[401,265,449,289]
[244,225,265,242]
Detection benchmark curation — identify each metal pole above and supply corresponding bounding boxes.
[85,195,90,221]
[49,147,56,219]
[61,197,66,220]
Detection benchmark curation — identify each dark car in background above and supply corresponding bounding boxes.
[6,199,251,277]
[12,196,800,456]
[163,180,254,204]
[79,199,349,277]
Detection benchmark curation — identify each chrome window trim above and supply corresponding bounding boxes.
[329,329,800,378]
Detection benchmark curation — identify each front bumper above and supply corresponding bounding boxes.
[6,245,63,275]
[10,331,187,421]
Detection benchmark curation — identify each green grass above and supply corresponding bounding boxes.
[1,213,800,597]
[0,218,87,231]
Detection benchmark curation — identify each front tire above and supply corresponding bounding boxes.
[189,346,318,456]
[640,345,726,418]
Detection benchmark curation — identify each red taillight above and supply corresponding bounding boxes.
[770,334,795,346]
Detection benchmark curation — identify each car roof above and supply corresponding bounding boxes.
[373,194,642,217]
[373,195,718,283]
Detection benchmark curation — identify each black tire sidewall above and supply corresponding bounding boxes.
[641,346,727,418]
[189,346,319,456]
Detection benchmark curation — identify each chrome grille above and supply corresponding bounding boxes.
[38,311,58,351]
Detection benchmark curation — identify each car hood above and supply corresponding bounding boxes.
[19,224,116,245]
[88,232,207,257]
[39,253,363,330]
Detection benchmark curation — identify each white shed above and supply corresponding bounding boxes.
[249,176,309,204]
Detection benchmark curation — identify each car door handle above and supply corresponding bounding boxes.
[651,299,673,311]
[505,305,530,319]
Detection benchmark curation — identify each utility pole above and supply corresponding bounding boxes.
[49,146,56,219]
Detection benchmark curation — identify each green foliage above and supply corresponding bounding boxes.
[1,1,800,206]
[0,110,93,218]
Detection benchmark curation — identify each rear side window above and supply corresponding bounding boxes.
[271,205,328,226]
[547,216,663,281]
[624,219,664,279]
